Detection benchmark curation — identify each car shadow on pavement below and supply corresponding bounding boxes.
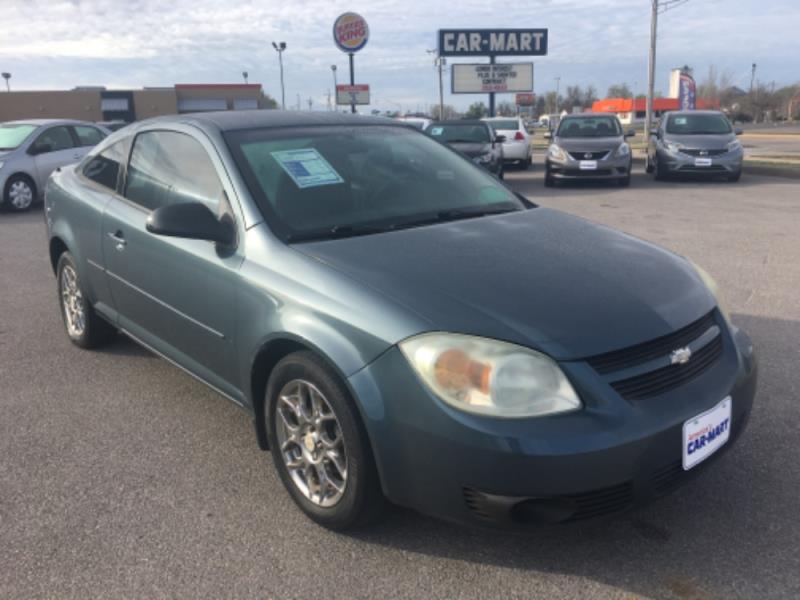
[104,334,159,359]
[347,312,800,598]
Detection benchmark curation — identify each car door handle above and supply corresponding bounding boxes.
[107,231,127,250]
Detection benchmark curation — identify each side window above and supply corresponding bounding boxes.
[124,131,224,212]
[82,141,126,191]
[33,126,74,154]
[73,126,106,147]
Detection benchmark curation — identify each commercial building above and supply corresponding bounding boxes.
[591,97,721,125]
[0,83,275,123]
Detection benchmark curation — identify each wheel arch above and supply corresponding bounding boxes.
[49,236,69,275]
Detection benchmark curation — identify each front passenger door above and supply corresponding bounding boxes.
[102,128,245,401]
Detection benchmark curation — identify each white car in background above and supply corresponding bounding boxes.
[396,116,432,131]
[482,116,532,169]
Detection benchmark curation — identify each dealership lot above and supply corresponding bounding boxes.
[1,167,799,598]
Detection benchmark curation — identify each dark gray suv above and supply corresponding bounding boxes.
[647,110,743,182]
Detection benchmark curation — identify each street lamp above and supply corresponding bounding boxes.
[1,72,10,92]
[272,41,287,109]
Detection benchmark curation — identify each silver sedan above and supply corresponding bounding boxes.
[0,119,108,212]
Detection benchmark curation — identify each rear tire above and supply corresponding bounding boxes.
[2,174,36,212]
[56,252,116,349]
[266,351,385,531]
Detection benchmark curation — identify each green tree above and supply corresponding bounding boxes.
[465,102,488,119]
[606,83,633,99]
[260,93,279,109]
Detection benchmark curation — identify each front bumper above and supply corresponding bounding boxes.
[547,154,631,180]
[348,319,757,528]
[656,147,743,175]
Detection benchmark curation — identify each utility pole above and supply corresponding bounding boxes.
[646,0,691,134]
[553,76,561,113]
[436,56,445,119]
[307,97,313,110]
[271,41,287,109]
[749,63,757,93]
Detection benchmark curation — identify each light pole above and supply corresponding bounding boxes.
[242,71,248,84]
[272,41,286,109]
[1,72,10,92]
[331,65,338,109]
[427,49,445,120]
[554,76,561,113]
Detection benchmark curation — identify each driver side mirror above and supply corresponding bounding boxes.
[734,128,743,136]
[29,142,54,156]
[649,128,660,138]
[625,129,636,138]
[146,202,235,246]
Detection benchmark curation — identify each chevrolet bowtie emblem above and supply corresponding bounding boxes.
[670,347,692,365]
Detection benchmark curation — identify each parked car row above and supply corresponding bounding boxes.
[43,110,756,532]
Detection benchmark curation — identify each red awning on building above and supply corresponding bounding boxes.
[591,97,721,113]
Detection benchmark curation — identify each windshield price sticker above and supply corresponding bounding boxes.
[430,127,444,136]
[271,149,344,189]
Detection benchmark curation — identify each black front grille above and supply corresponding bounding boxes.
[611,335,723,401]
[678,164,727,172]
[682,149,727,157]
[562,482,634,522]
[562,169,613,177]
[568,150,609,160]
[587,312,716,374]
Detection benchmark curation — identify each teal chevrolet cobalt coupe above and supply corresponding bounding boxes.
[45,111,757,530]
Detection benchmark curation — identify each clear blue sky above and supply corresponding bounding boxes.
[1,0,797,113]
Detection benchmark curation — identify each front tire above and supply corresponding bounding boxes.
[56,252,116,348]
[266,351,385,531]
[727,170,742,182]
[653,155,666,181]
[544,163,555,187]
[2,174,36,212]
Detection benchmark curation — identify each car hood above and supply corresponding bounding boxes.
[663,133,736,149]
[295,208,715,360]
[446,142,492,158]
[554,136,623,152]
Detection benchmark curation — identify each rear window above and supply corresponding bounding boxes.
[425,124,491,144]
[487,120,519,130]
[666,113,732,135]
[0,124,37,150]
[557,117,622,138]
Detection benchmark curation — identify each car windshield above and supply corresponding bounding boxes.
[0,124,38,150]
[227,125,524,242]
[425,123,491,144]
[666,113,732,135]
[487,120,519,130]
[557,116,622,138]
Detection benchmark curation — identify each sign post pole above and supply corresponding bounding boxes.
[348,53,356,114]
[488,55,496,117]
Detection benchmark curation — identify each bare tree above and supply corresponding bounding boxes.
[431,104,458,120]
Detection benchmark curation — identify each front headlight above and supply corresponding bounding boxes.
[615,143,630,157]
[726,139,742,153]
[547,144,566,161]
[399,333,582,418]
[665,141,685,154]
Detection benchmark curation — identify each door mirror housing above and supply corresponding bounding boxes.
[625,129,636,138]
[734,128,743,136]
[146,202,235,246]
[543,131,552,140]
[649,128,660,138]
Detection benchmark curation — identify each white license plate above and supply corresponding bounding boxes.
[694,157,712,167]
[683,397,732,470]
[579,160,597,170]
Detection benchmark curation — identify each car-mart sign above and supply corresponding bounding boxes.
[452,63,533,94]
[438,29,548,57]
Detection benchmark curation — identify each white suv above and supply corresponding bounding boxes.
[482,116,533,169]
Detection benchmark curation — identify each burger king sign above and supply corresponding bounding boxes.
[333,12,369,53]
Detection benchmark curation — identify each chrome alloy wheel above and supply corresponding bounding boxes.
[59,264,86,338]
[8,180,34,210]
[275,379,348,507]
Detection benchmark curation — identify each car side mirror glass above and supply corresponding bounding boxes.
[734,128,743,136]
[146,202,235,246]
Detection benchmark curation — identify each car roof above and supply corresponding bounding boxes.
[562,112,618,119]
[144,110,400,133]
[483,116,520,120]
[0,118,96,127]
[663,110,725,116]
[430,119,489,126]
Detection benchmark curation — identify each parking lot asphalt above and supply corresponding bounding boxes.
[1,165,799,599]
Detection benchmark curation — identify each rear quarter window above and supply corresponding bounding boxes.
[82,141,126,191]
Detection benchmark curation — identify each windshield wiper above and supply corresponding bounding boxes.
[286,223,393,243]
[444,139,484,144]
[392,205,521,230]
